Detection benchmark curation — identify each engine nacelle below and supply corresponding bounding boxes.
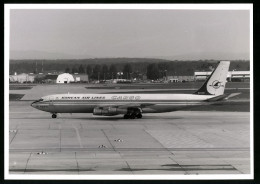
[93,107,127,116]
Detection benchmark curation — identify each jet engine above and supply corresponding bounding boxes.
[93,107,127,116]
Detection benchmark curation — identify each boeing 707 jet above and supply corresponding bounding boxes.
[31,61,238,119]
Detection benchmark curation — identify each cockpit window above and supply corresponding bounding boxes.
[34,98,44,103]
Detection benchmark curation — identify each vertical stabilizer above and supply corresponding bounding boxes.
[194,61,230,96]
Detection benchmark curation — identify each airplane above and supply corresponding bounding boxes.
[31,61,239,119]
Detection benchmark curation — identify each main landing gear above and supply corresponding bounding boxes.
[52,114,57,118]
[123,109,142,119]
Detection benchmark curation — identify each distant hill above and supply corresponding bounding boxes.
[10,50,249,61]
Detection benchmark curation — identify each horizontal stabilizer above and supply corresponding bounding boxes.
[206,93,241,102]
[225,93,241,99]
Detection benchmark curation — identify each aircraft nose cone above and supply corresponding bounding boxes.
[31,101,37,108]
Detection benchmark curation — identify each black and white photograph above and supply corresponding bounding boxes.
[5,4,253,180]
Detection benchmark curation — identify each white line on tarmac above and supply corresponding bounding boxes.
[71,123,83,148]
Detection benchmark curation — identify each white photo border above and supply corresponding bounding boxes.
[4,3,254,180]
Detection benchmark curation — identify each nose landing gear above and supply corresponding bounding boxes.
[124,114,130,119]
[136,113,142,119]
[52,114,57,118]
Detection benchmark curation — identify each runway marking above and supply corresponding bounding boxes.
[59,116,82,149]
[9,147,250,152]
[80,123,83,130]
[211,151,244,174]
[125,161,134,174]
[24,152,32,174]
[143,129,174,155]
[56,122,62,152]
[116,165,238,172]
[75,152,79,174]
[72,124,83,148]
[9,164,239,173]
[101,129,116,151]
[9,129,18,145]
[231,165,244,174]
[10,168,94,173]
[168,157,188,174]
[59,129,61,152]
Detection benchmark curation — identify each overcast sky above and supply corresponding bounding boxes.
[9,9,250,59]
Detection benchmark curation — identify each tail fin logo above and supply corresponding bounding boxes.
[209,80,224,89]
[194,61,230,96]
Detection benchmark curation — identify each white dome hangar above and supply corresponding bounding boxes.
[56,73,75,83]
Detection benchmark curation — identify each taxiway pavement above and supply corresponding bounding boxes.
[9,101,251,175]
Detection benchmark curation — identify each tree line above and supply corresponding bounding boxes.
[63,63,134,80]
[9,59,250,80]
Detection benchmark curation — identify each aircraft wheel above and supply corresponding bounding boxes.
[52,114,57,119]
[124,114,130,119]
[130,113,136,119]
[136,113,142,119]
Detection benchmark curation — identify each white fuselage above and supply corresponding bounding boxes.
[31,93,214,114]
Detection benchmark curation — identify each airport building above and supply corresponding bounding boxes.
[56,73,75,83]
[227,71,250,82]
[9,72,89,83]
[167,76,195,83]
[194,71,250,82]
[9,73,35,83]
[73,74,89,83]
